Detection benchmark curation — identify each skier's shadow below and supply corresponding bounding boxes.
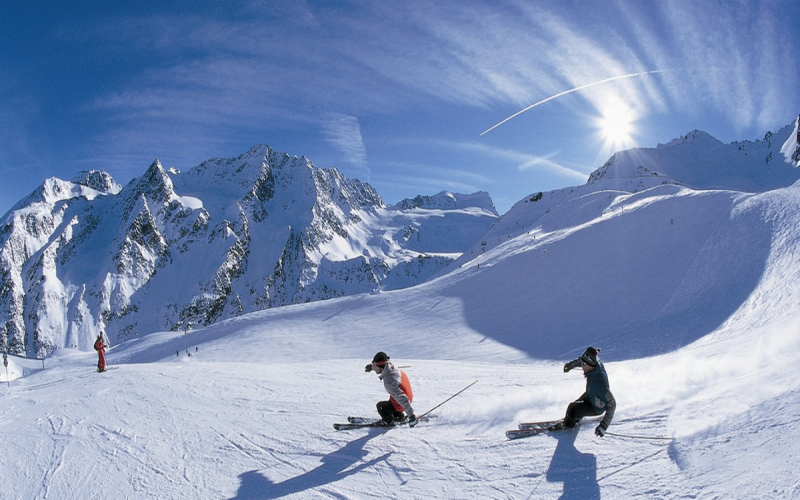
[229,430,389,500]
[545,429,600,500]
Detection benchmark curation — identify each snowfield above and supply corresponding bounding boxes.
[3,125,800,499]
[3,307,800,499]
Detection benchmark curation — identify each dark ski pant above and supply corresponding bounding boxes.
[377,401,405,424]
[563,399,601,428]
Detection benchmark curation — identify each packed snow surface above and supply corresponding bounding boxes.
[3,309,799,499]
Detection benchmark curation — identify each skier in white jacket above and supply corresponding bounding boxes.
[365,351,416,426]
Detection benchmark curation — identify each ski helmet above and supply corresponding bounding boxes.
[372,351,390,366]
[580,347,599,366]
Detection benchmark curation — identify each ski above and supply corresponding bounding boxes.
[347,416,377,424]
[518,419,563,430]
[334,421,383,431]
[506,420,566,440]
[506,428,549,440]
[334,418,410,431]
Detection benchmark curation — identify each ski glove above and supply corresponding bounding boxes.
[564,358,582,372]
[408,414,418,427]
[365,364,373,373]
[595,422,607,437]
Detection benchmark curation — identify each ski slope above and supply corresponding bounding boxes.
[3,175,800,498]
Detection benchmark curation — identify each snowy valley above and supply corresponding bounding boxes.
[1,118,800,499]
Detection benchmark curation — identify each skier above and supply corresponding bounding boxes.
[364,351,416,426]
[94,332,107,372]
[559,346,616,437]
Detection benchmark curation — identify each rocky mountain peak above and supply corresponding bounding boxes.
[130,159,175,205]
[0,144,497,356]
[70,170,122,194]
[396,191,497,215]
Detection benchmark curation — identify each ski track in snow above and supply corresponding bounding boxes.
[3,334,800,499]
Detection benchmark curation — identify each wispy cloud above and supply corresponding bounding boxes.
[3,0,797,217]
[374,157,493,187]
[429,139,589,181]
[375,172,483,199]
[321,113,369,176]
[82,1,797,143]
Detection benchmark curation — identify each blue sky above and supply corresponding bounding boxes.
[2,0,798,215]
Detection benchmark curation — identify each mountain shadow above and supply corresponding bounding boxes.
[443,188,773,360]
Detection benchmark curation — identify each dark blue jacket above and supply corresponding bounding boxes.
[582,362,616,428]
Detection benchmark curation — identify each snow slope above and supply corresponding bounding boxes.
[2,123,800,499]
[2,305,799,499]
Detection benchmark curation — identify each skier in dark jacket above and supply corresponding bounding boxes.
[561,346,616,436]
[94,332,107,372]
[365,351,417,426]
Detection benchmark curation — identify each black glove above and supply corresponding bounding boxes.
[595,422,607,437]
[365,363,373,373]
[563,363,570,373]
[564,358,582,372]
[408,414,418,427]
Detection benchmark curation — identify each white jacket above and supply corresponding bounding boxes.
[379,361,414,415]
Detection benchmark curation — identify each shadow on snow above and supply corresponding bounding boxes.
[229,431,388,499]
[546,429,600,500]
[444,191,772,361]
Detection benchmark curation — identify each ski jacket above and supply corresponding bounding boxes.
[94,338,105,353]
[582,361,616,429]
[379,361,414,415]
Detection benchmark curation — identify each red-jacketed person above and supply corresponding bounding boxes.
[94,332,107,372]
[365,352,417,427]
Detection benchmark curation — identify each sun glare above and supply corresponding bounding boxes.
[596,98,636,151]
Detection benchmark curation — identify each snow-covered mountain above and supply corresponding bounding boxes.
[444,117,800,359]
[589,121,800,191]
[0,145,498,356]
[2,118,800,499]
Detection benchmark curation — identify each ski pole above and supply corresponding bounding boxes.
[415,380,478,422]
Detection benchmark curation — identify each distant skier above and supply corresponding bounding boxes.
[559,346,616,436]
[94,332,107,372]
[365,351,417,426]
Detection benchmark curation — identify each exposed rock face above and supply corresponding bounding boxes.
[0,146,498,356]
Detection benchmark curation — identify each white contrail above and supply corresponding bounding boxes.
[480,70,667,136]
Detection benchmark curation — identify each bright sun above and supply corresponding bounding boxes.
[597,99,636,150]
